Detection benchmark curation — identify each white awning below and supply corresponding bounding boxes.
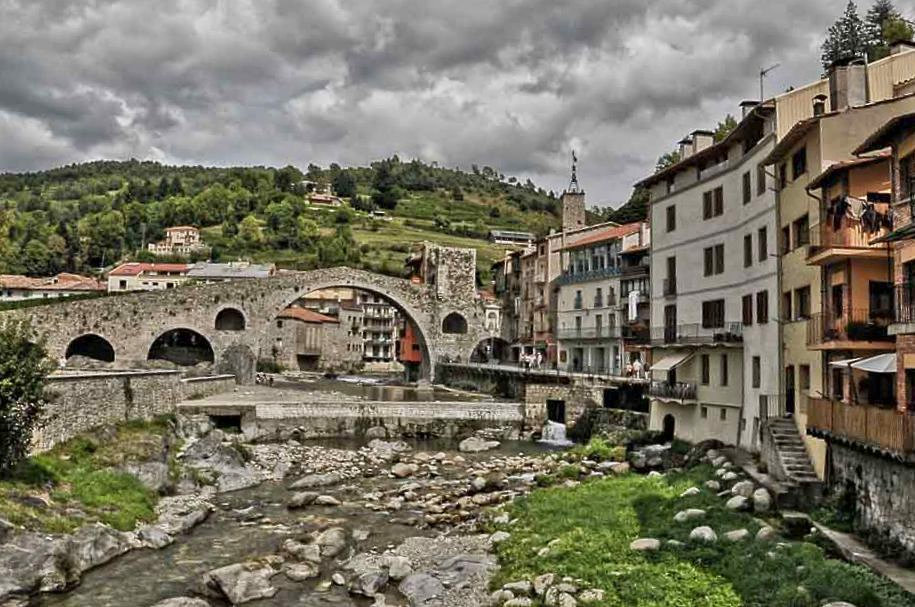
[850,353,896,374]
[828,357,863,368]
[651,351,694,374]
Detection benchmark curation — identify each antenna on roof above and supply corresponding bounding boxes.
[759,63,780,101]
[568,150,581,193]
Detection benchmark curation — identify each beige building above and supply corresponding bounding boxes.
[271,307,363,371]
[107,262,190,292]
[147,226,207,256]
[0,273,104,302]
[764,54,915,477]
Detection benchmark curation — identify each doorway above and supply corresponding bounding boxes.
[662,414,676,441]
[546,399,566,423]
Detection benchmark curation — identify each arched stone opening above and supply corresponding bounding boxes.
[215,308,246,331]
[148,328,214,367]
[470,337,510,363]
[442,312,468,334]
[65,334,115,363]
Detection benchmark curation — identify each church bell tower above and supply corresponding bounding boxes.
[561,150,585,232]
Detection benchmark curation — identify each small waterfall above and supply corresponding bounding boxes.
[539,420,573,446]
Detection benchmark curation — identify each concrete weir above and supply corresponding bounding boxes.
[178,396,525,441]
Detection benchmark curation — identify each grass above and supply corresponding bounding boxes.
[0,417,174,533]
[492,465,915,607]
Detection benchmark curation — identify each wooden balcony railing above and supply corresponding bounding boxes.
[807,308,892,346]
[807,213,890,257]
[807,397,915,455]
[648,380,698,402]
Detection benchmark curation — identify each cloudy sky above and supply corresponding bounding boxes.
[0,0,857,204]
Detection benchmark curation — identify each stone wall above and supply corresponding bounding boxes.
[34,371,235,452]
[523,383,602,434]
[830,443,915,557]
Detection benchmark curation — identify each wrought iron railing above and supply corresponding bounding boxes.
[894,283,915,325]
[557,266,621,286]
[648,380,698,401]
[651,322,743,345]
[556,327,622,340]
[621,263,649,277]
[807,308,892,345]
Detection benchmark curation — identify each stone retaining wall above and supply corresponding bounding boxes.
[34,371,236,451]
[178,400,524,442]
[523,383,602,434]
[829,444,915,558]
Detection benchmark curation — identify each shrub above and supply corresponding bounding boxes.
[0,319,53,474]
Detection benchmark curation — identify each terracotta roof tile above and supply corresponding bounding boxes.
[277,307,340,324]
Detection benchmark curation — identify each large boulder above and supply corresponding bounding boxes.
[315,527,348,558]
[288,472,342,490]
[689,526,718,543]
[124,461,172,494]
[197,561,278,604]
[730,481,755,498]
[65,523,136,575]
[458,437,500,453]
[287,491,319,509]
[399,573,445,606]
[349,569,389,596]
[752,488,772,513]
[725,496,750,511]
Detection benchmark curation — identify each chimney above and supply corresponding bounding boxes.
[739,100,759,118]
[828,58,868,111]
[678,137,693,159]
[691,130,715,153]
[812,94,828,116]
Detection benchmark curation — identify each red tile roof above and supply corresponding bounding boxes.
[108,263,191,277]
[0,273,105,291]
[277,307,340,324]
[563,222,643,251]
[165,226,199,231]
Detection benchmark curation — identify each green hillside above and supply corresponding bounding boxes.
[0,158,561,283]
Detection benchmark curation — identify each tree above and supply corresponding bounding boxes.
[713,114,738,142]
[0,319,52,474]
[237,214,263,248]
[332,170,357,198]
[822,1,869,68]
[864,0,912,59]
[275,165,303,193]
[655,150,681,173]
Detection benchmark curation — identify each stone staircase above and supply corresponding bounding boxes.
[761,417,824,507]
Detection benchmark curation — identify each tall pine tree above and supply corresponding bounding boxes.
[821,1,868,69]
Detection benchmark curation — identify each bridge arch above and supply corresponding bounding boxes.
[65,333,115,363]
[442,312,468,334]
[470,336,510,363]
[215,307,246,331]
[148,327,215,367]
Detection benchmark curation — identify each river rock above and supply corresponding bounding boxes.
[756,526,777,542]
[489,531,511,544]
[725,496,750,511]
[503,580,533,595]
[66,523,136,575]
[752,488,772,513]
[182,433,262,492]
[731,481,755,498]
[579,589,605,603]
[704,480,721,491]
[315,527,348,558]
[288,491,319,508]
[350,569,389,596]
[150,598,212,607]
[724,529,750,542]
[289,472,342,490]
[315,495,341,506]
[392,463,419,478]
[399,573,445,605]
[679,487,701,498]
[673,509,705,523]
[458,436,500,453]
[0,532,70,599]
[198,561,278,604]
[367,439,412,462]
[503,597,531,607]
[153,493,212,537]
[282,539,321,564]
[284,562,319,581]
[689,526,717,543]
[365,426,388,439]
[629,538,660,551]
[124,461,171,494]
[384,555,413,580]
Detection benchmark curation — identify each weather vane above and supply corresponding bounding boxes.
[569,149,580,193]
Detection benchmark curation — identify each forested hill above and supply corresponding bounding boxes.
[0,158,561,281]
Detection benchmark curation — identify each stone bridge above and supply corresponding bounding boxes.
[13,265,489,383]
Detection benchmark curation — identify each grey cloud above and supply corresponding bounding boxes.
[0,0,849,202]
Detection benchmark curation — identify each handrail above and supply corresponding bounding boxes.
[651,322,743,345]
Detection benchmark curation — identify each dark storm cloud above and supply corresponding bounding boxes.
[0,0,845,201]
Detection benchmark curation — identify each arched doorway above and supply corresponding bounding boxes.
[215,308,246,331]
[65,334,115,363]
[442,312,468,334]
[470,337,510,363]
[662,414,676,442]
[148,328,214,366]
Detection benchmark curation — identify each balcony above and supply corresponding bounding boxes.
[807,397,915,456]
[807,218,890,265]
[556,326,622,340]
[621,263,649,277]
[662,278,677,297]
[556,266,621,286]
[892,283,915,332]
[807,309,893,349]
[621,325,650,343]
[651,323,743,345]
[648,380,698,402]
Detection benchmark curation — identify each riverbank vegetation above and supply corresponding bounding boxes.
[492,465,914,607]
[0,417,176,533]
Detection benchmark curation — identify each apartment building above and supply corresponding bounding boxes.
[619,224,653,366]
[147,226,207,256]
[764,52,915,476]
[107,262,190,292]
[639,103,779,450]
[555,222,649,375]
[358,291,401,366]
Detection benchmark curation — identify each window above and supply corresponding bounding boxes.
[791,146,807,179]
[752,356,761,388]
[715,244,724,274]
[704,247,714,277]
[701,406,708,419]
[756,291,769,324]
[795,286,811,319]
[744,234,753,267]
[702,299,725,328]
[701,354,710,384]
[742,294,753,326]
[595,287,603,308]
[742,171,751,204]
[778,162,787,189]
[666,205,676,232]
[783,292,793,321]
[757,163,767,195]
[800,365,811,391]
[574,290,582,309]
[793,215,809,248]
[720,408,728,421]
[758,227,768,261]
[721,354,729,386]
[703,186,724,219]
[781,226,791,254]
